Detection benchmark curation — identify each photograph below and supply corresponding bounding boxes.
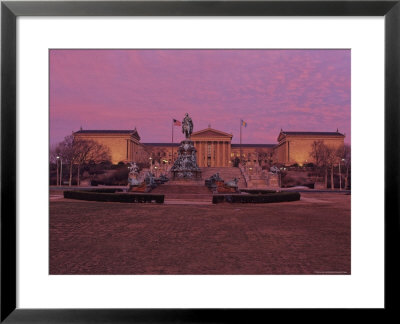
[49,49,351,275]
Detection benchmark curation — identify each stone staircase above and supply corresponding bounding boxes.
[200,167,247,188]
[151,167,247,202]
[151,182,212,201]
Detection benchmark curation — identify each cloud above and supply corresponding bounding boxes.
[50,49,351,145]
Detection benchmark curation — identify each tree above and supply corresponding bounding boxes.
[54,135,110,186]
[310,141,338,189]
[73,139,111,186]
[310,141,327,185]
[337,144,351,189]
[53,135,76,186]
[255,149,272,167]
[324,145,338,190]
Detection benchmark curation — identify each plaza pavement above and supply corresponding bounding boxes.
[49,192,350,275]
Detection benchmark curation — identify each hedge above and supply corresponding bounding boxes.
[64,190,164,203]
[240,189,277,195]
[83,188,124,193]
[212,192,300,204]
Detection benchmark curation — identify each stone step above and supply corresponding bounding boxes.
[200,167,247,188]
[152,184,212,195]
[163,194,212,201]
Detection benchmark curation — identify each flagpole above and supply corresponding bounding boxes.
[240,119,242,164]
[171,119,174,163]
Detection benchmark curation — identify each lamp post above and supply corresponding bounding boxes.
[149,157,152,172]
[56,156,60,186]
[339,158,345,190]
[60,158,63,186]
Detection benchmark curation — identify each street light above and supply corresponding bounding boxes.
[56,156,59,186]
[339,158,345,190]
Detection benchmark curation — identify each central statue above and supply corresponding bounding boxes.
[170,113,201,180]
[182,113,193,138]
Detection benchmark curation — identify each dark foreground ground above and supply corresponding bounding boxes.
[50,192,350,274]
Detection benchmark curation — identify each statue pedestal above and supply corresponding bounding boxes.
[128,182,147,192]
[267,173,280,188]
[170,139,202,181]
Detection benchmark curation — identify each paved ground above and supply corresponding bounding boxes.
[49,192,350,275]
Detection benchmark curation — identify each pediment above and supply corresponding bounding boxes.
[191,128,233,139]
[277,132,286,142]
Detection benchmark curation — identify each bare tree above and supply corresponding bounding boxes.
[337,144,351,189]
[255,148,270,167]
[73,139,111,186]
[324,145,338,190]
[142,145,154,167]
[310,141,327,185]
[54,135,77,186]
[310,141,339,189]
[54,136,110,186]
[310,141,324,167]
[49,144,60,165]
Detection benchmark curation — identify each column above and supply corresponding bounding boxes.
[130,141,132,161]
[201,141,205,167]
[200,141,203,167]
[219,141,222,167]
[216,141,220,167]
[220,141,224,166]
[199,141,203,167]
[204,141,206,167]
[194,141,198,165]
[223,141,226,167]
[210,142,213,167]
[202,141,205,167]
[216,141,219,167]
[213,141,217,167]
[286,141,289,164]
[220,141,223,166]
[225,141,228,167]
[210,141,214,167]
[197,141,201,167]
[227,141,230,166]
[197,141,202,167]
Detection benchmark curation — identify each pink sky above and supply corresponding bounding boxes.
[50,49,350,145]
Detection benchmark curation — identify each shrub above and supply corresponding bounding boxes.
[212,192,300,204]
[64,190,164,203]
[240,189,277,194]
[85,188,124,193]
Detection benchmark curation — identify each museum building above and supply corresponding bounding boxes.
[73,127,345,167]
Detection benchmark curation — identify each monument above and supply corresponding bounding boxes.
[170,113,202,180]
[127,162,146,192]
[267,165,280,188]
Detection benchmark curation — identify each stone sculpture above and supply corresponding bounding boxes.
[170,113,202,180]
[270,165,280,174]
[128,162,141,186]
[127,162,147,192]
[225,178,239,188]
[182,113,193,139]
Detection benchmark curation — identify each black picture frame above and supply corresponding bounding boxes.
[1,0,399,322]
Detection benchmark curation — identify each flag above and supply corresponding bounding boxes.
[241,119,247,127]
[173,119,181,126]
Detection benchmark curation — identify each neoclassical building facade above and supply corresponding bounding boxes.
[73,128,147,164]
[275,130,345,166]
[191,128,232,167]
[73,127,346,167]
